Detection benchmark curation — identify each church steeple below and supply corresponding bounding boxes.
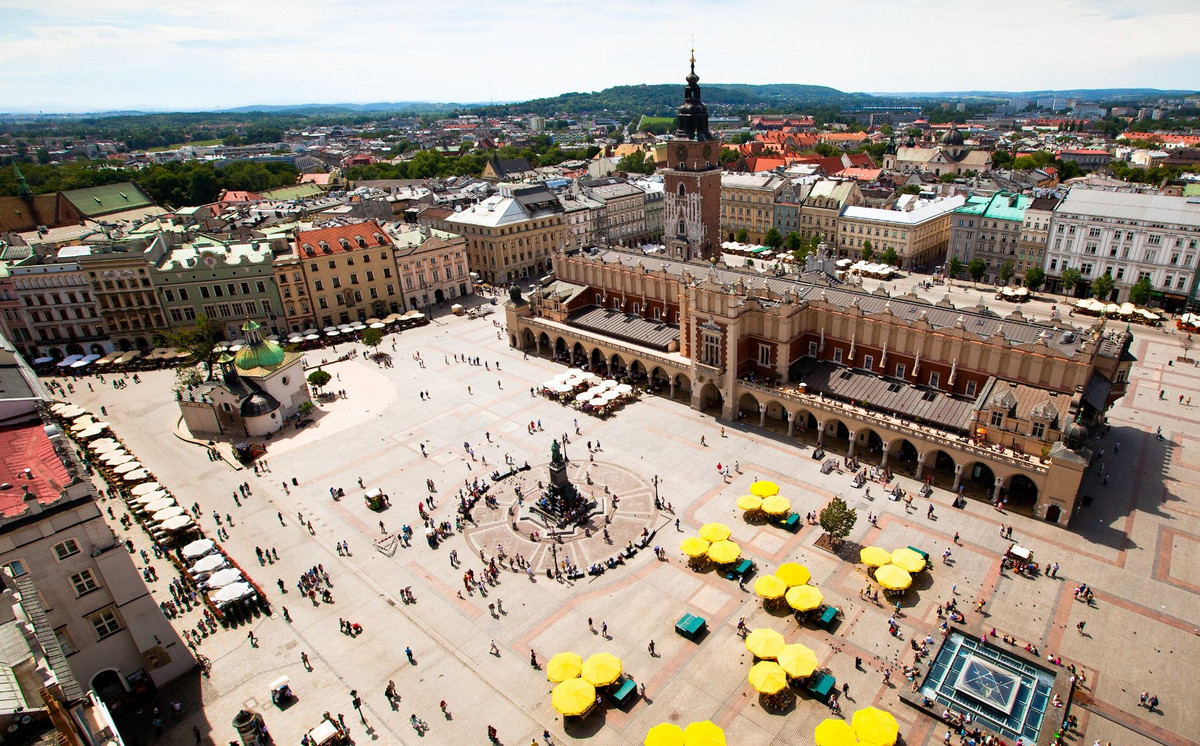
[674,49,713,142]
[12,163,33,201]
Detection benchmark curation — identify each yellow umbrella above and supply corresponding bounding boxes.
[815,718,859,746]
[754,575,787,600]
[706,540,741,564]
[581,652,623,687]
[699,522,732,542]
[644,723,685,746]
[761,495,791,515]
[775,562,811,587]
[777,643,820,678]
[744,628,786,659]
[736,494,763,511]
[748,660,788,694]
[860,546,891,567]
[874,564,912,591]
[551,678,595,716]
[546,652,583,682]
[683,721,727,746]
[890,547,926,573]
[785,584,824,612]
[852,706,899,746]
[750,480,779,498]
[681,537,711,557]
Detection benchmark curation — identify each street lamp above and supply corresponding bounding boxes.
[351,689,364,723]
[652,474,661,508]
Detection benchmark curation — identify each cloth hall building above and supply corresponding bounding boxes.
[505,59,1133,527]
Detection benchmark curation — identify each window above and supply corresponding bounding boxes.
[928,371,940,389]
[1030,422,1046,439]
[164,289,175,302]
[314,280,324,291]
[87,608,121,640]
[179,288,188,301]
[5,560,26,577]
[758,343,770,367]
[894,363,905,379]
[332,277,341,289]
[701,332,721,366]
[366,271,375,282]
[990,410,1005,427]
[965,381,977,397]
[832,348,843,364]
[54,627,76,656]
[349,273,359,285]
[70,569,99,597]
[53,539,80,560]
[863,354,874,371]
[199,286,210,299]
[318,297,328,309]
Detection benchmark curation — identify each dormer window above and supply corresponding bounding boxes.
[339,238,351,250]
[355,236,367,248]
[319,241,331,253]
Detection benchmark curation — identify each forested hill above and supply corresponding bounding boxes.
[474,83,875,117]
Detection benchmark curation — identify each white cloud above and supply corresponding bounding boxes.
[0,0,1196,111]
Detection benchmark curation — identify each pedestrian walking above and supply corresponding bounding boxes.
[1076,621,1086,635]
[530,649,538,667]
[301,652,310,670]
[490,639,500,656]
[247,630,257,647]
[648,640,656,656]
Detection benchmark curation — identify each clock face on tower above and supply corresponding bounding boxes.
[675,145,688,162]
[703,144,712,159]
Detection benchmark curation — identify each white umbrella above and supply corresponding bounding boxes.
[112,461,142,474]
[288,335,304,343]
[599,380,618,390]
[123,468,150,482]
[369,322,385,329]
[553,372,573,382]
[352,323,367,331]
[50,403,70,414]
[89,439,119,453]
[206,568,243,588]
[601,389,621,400]
[567,367,584,376]
[338,324,354,330]
[189,554,227,575]
[60,406,87,418]
[77,426,107,439]
[574,391,592,403]
[133,490,168,505]
[102,451,133,465]
[303,328,318,335]
[588,397,608,407]
[327,329,340,336]
[144,497,177,513]
[182,539,217,559]
[212,582,254,604]
[160,515,193,531]
[152,506,186,522]
[614,383,634,394]
[72,413,96,424]
[228,344,244,353]
[305,334,320,341]
[131,482,162,496]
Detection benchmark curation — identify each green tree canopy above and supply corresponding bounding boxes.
[1024,266,1045,293]
[735,228,749,243]
[1091,272,1115,300]
[1060,267,1082,296]
[784,231,803,252]
[763,227,783,249]
[168,314,222,380]
[818,496,857,548]
[947,255,963,280]
[999,260,1016,285]
[881,247,899,266]
[615,150,656,175]
[861,240,874,261]
[307,369,332,391]
[968,258,987,285]
[1128,276,1153,306]
[361,328,383,350]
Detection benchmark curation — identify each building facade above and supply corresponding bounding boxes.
[1045,189,1200,308]
[800,179,863,244]
[720,173,787,244]
[290,221,401,327]
[838,196,964,270]
[1017,196,1059,283]
[587,182,648,245]
[390,227,473,309]
[446,185,566,285]
[10,250,108,359]
[947,193,1032,285]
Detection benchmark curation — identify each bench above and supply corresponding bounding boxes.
[609,676,637,707]
[808,672,836,698]
[725,558,754,581]
[776,514,800,533]
[675,613,706,641]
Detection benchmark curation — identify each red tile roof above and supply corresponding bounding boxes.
[0,422,70,517]
[296,221,392,256]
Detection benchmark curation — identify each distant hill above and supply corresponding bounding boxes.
[219,101,478,115]
[879,88,1198,101]
[474,83,874,118]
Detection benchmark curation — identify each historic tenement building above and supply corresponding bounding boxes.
[504,60,1133,527]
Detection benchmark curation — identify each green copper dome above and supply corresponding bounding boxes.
[233,319,286,371]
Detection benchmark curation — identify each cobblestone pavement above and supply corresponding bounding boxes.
[58,296,1199,746]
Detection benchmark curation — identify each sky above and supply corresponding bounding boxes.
[1,0,1198,112]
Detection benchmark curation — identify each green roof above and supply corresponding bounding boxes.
[260,183,324,201]
[953,192,1029,222]
[61,182,155,217]
[953,195,991,216]
[234,341,285,371]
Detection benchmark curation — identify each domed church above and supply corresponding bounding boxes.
[178,320,312,438]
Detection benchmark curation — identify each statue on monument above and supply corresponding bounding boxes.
[550,438,562,464]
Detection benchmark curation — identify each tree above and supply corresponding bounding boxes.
[1060,267,1082,297]
[1182,334,1194,362]
[947,255,963,280]
[735,228,749,244]
[615,150,655,175]
[897,184,922,195]
[881,247,899,267]
[307,369,332,393]
[939,172,956,183]
[1024,266,1045,293]
[168,314,221,380]
[1091,272,1115,300]
[998,260,1016,285]
[1129,277,1154,306]
[818,496,857,548]
[968,258,987,286]
[784,231,803,252]
[861,240,874,261]
[361,328,383,352]
[763,227,783,250]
